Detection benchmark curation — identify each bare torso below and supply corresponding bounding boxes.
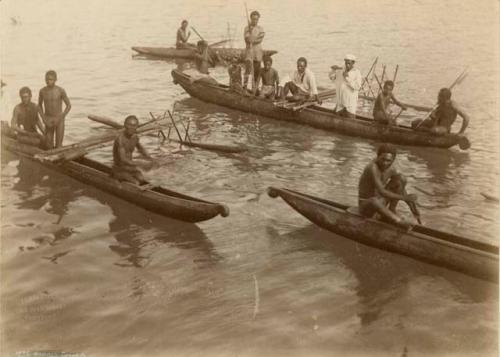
[39,85,68,117]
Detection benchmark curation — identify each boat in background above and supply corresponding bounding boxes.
[132,46,277,64]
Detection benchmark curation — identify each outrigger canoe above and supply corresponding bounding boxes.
[132,46,277,63]
[172,69,470,150]
[1,131,229,223]
[267,187,498,282]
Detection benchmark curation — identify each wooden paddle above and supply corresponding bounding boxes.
[89,116,248,154]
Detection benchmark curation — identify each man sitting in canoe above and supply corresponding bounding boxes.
[329,54,362,118]
[11,86,45,145]
[187,40,219,85]
[176,20,194,49]
[373,80,407,125]
[358,143,417,228]
[112,115,157,185]
[256,55,279,99]
[282,57,321,104]
[411,88,470,135]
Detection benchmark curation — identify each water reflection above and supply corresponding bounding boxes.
[104,198,221,268]
[280,225,496,326]
[2,153,220,268]
[405,146,470,185]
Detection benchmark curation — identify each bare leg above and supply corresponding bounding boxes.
[45,126,55,149]
[243,60,252,89]
[55,118,65,148]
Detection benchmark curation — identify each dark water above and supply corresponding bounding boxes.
[1,0,499,356]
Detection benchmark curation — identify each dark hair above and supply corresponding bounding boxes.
[45,70,57,79]
[263,55,272,64]
[124,115,139,125]
[197,40,208,47]
[297,57,307,66]
[19,86,32,96]
[250,10,260,18]
[181,19,188,25]
[384,80,394,88]
[438,88,452,100]
[377,143,396,158]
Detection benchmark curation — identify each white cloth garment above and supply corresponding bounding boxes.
[330,68,362,114]
[292,68,318,96]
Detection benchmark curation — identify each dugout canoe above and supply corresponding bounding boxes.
[132,46,277,63]
[1,133,229,223]
[172,69,470,150]
[267,187,498,282]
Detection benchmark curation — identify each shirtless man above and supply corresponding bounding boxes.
[256,55,279,99]
[38,70,71,148]
[11,87,45,134]
[411,88,470,135]
[358,144,417,228]
[112,115,156,185]
[373,80,407,125]
[176,20,194,49]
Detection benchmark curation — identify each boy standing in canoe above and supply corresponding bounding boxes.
[38,70,71,149]
[243,10,265,91]
[373,80,407,125]
[358,143,417,228]
[112,115,157,185]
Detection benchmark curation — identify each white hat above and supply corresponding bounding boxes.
[344,54,356,61]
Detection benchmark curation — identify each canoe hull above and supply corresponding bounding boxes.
[268,187,498,282]
[2,136,228,223]
[172,69,468,149]
[132,46,277,62]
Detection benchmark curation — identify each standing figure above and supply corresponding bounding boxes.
[243,10,265,92]
[38,70,71,148]
[329,54,362,118]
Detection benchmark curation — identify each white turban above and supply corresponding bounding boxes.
[344,54,356,61]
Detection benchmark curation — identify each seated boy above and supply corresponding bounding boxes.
[257,55,279,99]
[373,80,407,125]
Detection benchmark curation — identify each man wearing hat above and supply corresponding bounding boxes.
[243,10,265,92]
[329,54,362,118]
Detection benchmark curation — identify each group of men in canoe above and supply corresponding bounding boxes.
[176,11,470,136]
[173,12,473,228]
[11,70,71,149]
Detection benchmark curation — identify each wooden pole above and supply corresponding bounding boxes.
[360,57,378,94]
[167,110,184,142]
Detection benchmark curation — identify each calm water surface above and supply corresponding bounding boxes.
[1,0,499,356]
